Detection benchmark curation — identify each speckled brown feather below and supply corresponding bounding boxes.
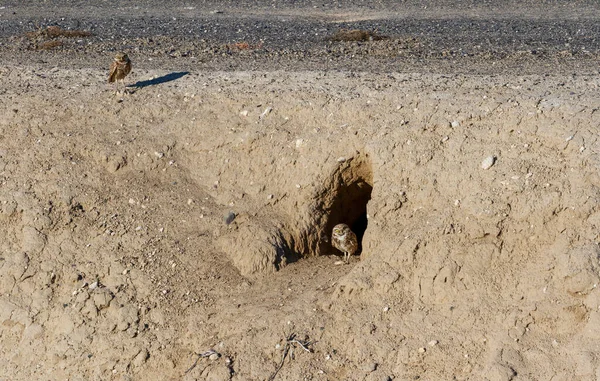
[332,223,358,263]
[108,53,131,83]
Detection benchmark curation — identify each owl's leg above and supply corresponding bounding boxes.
[345,251,349,264]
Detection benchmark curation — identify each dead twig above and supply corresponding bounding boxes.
[268,333,314,381]
[185,349,220,374]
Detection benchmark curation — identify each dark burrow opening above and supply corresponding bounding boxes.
[325,177,372,256]
[229,153,373,275]
[307,153,374,259]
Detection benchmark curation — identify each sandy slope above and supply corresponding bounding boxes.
[1,65,600,380]
[2,2,600,380]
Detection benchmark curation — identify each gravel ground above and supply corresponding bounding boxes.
[1,0,600,74]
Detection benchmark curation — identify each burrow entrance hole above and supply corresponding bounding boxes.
[303,153,373,259]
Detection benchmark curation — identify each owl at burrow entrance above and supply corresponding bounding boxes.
[331,223,358,264]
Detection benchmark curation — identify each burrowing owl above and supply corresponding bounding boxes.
[331,223,358,263]
[108,52,132,92]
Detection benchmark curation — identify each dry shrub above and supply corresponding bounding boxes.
[329,29,387,42]
[225,41,263,50]
[38,40,63,50]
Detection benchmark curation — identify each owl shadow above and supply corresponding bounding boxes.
[129,71,189,89]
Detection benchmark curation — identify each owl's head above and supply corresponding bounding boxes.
[114,52,129,62]
[332,223,350,237]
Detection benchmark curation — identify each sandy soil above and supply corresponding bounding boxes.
[2,2,600,381]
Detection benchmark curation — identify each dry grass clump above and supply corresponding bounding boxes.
[38,40,64,50]
[225,41,264,51]
[23,25,92,50]
[329,29,387,42]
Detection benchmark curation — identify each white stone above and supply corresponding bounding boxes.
[260,106,273,119]
[481,156,496,169]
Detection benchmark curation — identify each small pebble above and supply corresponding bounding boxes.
[260,106,273,119]
[383,306,390,312]
[428,340,438,346]
[209,353,220,361]
[224,212,236,225]
[89,281,98,290]
[295,139,304,148]
[336,157,346,162]
[481,155,496,169]
[239,110,249,117]
[361,362,377,373]
[267,194,274,200]
[418,347,426,354]
[451,120,460,128]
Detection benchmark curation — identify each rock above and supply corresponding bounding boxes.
[362,362,378,373]
[132,348,149,368]
[209,352,221,361]
[224,212,236,225]
[428,340,439,346]
[451,120,460,128]
[204,365,231,381]
[116,304,139,331]
[21,225,46,254]
[93,289,114,310]
[481,155,496,169]
[259,106,273,119]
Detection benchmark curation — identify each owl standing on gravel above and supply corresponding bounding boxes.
[331,223,358,264]
[108,52,132,92]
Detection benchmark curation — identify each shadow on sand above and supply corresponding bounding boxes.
[129,71,189,89]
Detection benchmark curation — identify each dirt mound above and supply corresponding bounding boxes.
[1,67,600,380]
